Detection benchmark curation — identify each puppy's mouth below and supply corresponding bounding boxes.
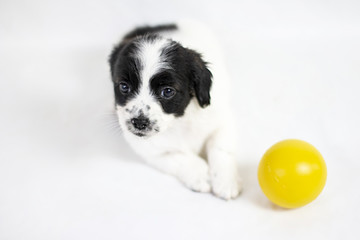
[131,130,149,137]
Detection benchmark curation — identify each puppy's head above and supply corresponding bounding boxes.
[109,35,212,138]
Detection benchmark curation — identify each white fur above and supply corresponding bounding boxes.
[135,38,173,82]
[116,20,242,200]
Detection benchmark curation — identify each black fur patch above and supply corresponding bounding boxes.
[111,41,141,106]
[123,24,177,41]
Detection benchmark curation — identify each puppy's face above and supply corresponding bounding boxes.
[109,36,212,138]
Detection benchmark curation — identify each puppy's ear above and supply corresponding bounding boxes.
[109,43,125,77]
[187,50,213,108]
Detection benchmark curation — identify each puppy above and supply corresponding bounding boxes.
[108,21,242,199]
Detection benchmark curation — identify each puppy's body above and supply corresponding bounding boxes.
[109,21,242,199]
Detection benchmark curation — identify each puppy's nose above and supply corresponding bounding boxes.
[131,117,150,130]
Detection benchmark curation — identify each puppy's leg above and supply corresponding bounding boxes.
[207,128,243,200]
[144,152,211,193]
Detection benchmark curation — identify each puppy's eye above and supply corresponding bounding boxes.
[161,87,176,99]
[119,82,130,94]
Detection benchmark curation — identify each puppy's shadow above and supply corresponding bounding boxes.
[239,159,288,211]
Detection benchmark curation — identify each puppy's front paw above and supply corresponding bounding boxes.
[178,161,211,193]
[211,167,243,200]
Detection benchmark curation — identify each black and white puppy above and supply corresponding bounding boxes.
[109,20,242,199]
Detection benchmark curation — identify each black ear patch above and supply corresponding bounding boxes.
[109,42,128,78]
[187,50,213,108]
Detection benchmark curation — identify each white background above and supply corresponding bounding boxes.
[1,0,360,239]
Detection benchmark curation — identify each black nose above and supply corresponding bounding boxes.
[131,117,150,130]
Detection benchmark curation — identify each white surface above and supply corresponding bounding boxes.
[1,0,360,239]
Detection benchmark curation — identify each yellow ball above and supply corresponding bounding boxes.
[258,139,327,208]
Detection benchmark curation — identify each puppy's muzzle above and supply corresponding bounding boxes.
[131,117,150,130]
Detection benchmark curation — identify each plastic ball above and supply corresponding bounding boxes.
[258,139,327,208]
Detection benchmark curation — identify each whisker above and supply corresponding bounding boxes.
[97,110,123,137]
